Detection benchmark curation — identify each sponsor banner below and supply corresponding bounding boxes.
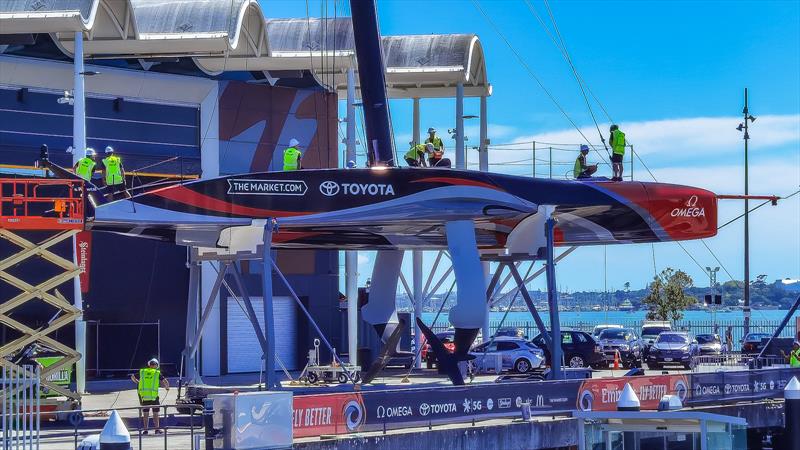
[74,231,92,293]
[688,367,800,405]
[292,393,364,438]
[293,380,580,436]
[576,374,689,411]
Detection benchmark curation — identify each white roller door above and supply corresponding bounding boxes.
[226,296,298,373]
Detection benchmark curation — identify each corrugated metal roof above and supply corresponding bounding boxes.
[0,1,490,98]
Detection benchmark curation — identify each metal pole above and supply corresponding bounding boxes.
[532,142,536,178]
[345,66,359,365]
[479,96,491,341]
[549,147,552,179]
[412,251,423,368]
[72,30,87,396]
[411,99,423,365]
[785,377,800,450]
[742,88,751,336]
[629,144,634,181]
[545,215,562,380]
[455,82,465,169]
[183,262,201,383]
[261,225,278,389]
[479,96,488,172]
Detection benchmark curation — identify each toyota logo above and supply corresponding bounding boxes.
[685,195,699,208]
[419,403,430,416]
[319,181,340,196]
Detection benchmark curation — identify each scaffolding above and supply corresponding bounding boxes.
[0,178,84,416]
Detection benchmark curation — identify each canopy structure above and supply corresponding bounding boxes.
[0,1,491,99]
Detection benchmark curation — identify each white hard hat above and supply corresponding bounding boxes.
[346,160,356,168]
[289,138,299,147]
[148,358,159,366]
[427,127,436,134]
[104,146,114,154]
[85,148,96,157]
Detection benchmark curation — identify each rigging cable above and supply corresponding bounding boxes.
[536,0,611,157]
[470,0,600,159]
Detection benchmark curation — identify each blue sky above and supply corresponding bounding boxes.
[262,1,800,294]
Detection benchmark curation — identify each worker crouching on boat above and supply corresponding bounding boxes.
[573,145,598,179]
[405,143,432,167]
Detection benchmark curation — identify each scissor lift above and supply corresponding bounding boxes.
[0,178,85,417]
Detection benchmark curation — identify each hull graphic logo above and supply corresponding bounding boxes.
[671,195,705,217]
[227,179,307,196]
[319,181,341,196]
[320,181,395,197]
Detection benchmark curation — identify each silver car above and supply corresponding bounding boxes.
[469,337,545,373]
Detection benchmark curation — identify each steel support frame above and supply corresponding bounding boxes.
[0,229,82,401]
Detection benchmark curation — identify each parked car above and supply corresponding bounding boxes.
[469,337,545,373]
[646,332,699,370]
[641,321,672,356]
[741,332,771,354]
[592,324,623,340]
[530,329,605,369]
[695,333,722,355]
[597,328,644,368]
[495,327,528,339]
[421,331,455,369]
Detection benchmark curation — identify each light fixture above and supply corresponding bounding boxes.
[736,123,744,132]
[747,115,756,122]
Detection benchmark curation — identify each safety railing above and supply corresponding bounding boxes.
[0,178,84,230]
[691,353,788,372]
[47,403,204,450]
[1,365,41,450]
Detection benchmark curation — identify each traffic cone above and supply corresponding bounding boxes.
[613,350,620,370]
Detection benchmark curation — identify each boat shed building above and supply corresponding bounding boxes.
[0,0,491,378]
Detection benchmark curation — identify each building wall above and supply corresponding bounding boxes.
[0,56,341,378]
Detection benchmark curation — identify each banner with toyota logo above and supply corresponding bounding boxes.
[291,367,800,437]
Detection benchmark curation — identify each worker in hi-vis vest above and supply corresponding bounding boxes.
[101,146,126,197]
[404,143,433,167]
[73,148,97,182]
[609,124,626,181]
[425,127,446,167]
[130,358,169,434]
[782,341,800,368]
[283,138,302,171]
[573,145,597,179]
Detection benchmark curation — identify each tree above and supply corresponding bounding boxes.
[642,268,696,322]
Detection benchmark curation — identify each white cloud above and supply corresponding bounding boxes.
[486,114,799,158]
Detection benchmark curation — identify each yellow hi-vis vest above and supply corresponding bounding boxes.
[75,157,96,181]
[404,144,427,161]
[573,155,586,178]
[425,136,444,159]
[611,129,626,155]
[791,348,800,367]
[103,155,124,186]
[283,147,301,171]
[138,368,160,401]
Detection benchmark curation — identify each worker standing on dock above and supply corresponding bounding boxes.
[609,124,626,181]
[74,148,97,182]
[131,358,169,434]
[573,145,597,179]
[101,146,126,196]
[725,326,733,353]
[425,127,446,167]
[404,143,432,167]
[283,138,303,171]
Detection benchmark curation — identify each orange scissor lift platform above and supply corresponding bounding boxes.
[1,178,85,418]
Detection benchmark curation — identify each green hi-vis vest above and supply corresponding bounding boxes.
[573,155,586,178]
[103,155,124,185]
[611,129,626,155]
[791,349,800,367]
[138,368,160,401]
[405,144,426,160]
[76,157,96,181]
[283,147,301,171]
[425,136,443,150]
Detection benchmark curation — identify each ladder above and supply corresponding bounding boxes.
[0,178,85,414]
